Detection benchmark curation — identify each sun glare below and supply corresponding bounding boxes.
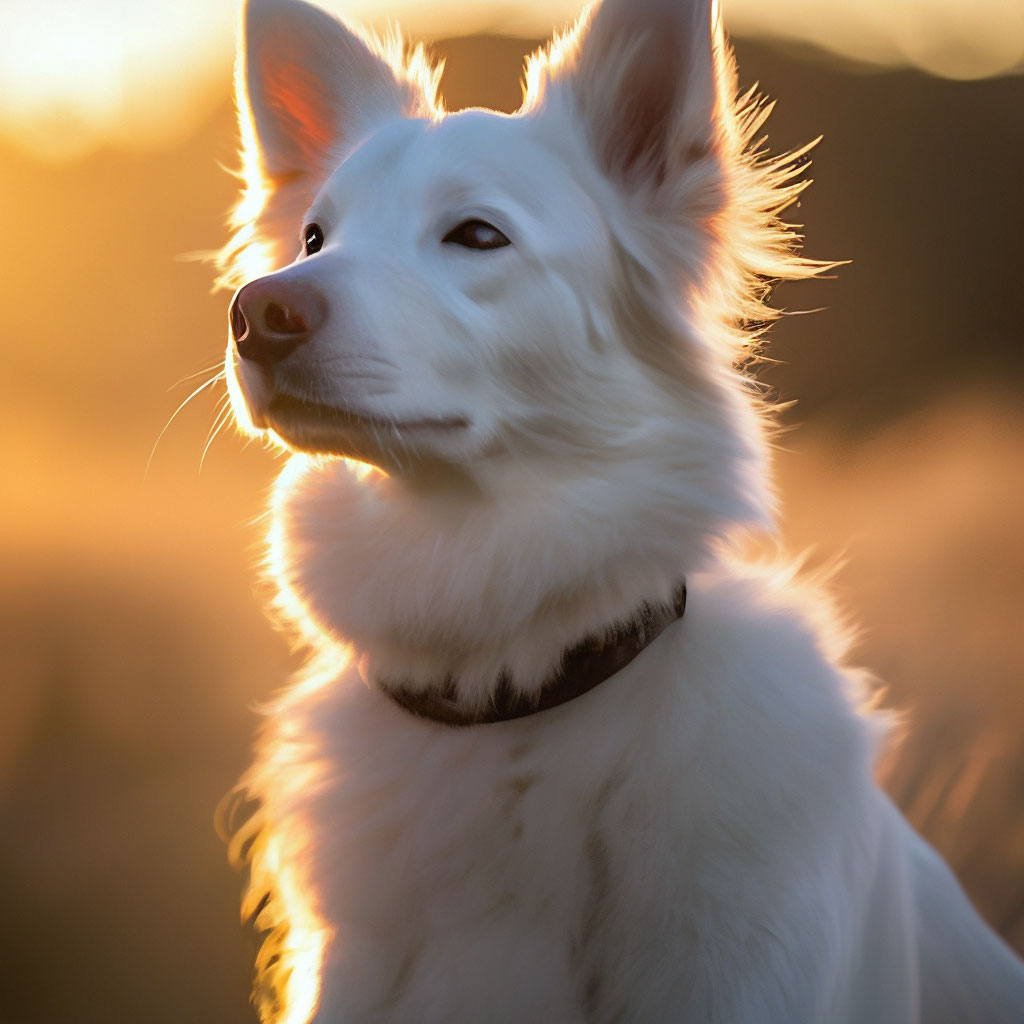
[0,0,232,161]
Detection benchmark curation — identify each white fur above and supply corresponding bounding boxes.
[220,0,1024,1020]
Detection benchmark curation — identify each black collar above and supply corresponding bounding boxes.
[382,581,687,727]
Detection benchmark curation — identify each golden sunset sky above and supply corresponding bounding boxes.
[1,0,1023,161]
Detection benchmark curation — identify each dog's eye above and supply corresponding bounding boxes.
[442,219,510,251]
[303,223,324,256]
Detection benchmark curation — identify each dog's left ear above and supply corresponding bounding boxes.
[531,0,721,194]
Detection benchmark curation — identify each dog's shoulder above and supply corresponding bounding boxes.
[655,563,886,866]
[680,562,883,758]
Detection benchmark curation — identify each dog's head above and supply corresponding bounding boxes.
[221,0,817,520]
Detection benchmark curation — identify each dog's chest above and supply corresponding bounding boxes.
[271,656,708,1022]
[255,589,880,1023]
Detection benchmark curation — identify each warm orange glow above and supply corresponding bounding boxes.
[227,496,355,1024]
[234,813,332,1024]
[261,845,327,1024]
[0,1,1019,164]
[0,0,231,161]
[216,7,277,298]
[266,456,380,646]
[266,457,333,649]
[231,458,381,1024]
[224,689,339,1024]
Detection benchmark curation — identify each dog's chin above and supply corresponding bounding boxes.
[257,392,472,468]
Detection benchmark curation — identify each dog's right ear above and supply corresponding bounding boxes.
[225,0,437,278]
[525,0,721,200]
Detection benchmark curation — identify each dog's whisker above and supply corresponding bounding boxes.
[199,398,234,476]
[167,361,225,392]
[145,370,225,479]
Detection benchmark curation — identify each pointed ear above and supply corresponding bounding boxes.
[226,0,437,279]
[531,0,721,192]
[243,0,425,179]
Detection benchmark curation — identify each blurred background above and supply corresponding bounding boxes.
[1,1,1022,1021]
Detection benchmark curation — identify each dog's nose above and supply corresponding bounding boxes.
[230,275,327,366]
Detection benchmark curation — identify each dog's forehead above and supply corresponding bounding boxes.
[423,110,552,172]
[317,117,422,198]
[318,111,581,218]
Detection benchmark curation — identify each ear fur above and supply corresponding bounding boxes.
[244,0,421,180]
[219,0,440,285]
[526,0,719,193]
[524,0,827,368]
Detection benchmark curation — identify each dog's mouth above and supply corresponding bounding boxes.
[260,391,471,459]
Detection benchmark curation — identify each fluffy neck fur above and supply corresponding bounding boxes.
[270,358,768,711]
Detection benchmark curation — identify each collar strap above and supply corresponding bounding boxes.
[382,581,687,727]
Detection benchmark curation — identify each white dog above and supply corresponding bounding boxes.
[217,0,1024,1020]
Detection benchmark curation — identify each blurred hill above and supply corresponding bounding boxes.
[0,34,1021,1024]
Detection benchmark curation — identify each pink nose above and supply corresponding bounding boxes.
[230,274,328,366]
